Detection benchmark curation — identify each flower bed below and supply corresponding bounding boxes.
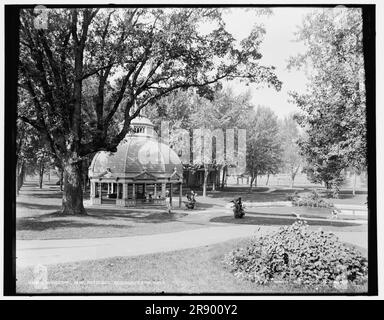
[224,220,368,289]
[288,190,334,208]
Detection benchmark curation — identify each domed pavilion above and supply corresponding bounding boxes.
[88,116,183,207]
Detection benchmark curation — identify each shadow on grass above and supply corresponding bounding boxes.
[208,192,290,202]
[16,218,129,231]
[29,192,63,199]
[333,193,367,200]
[215,186,270,193]
[16,208,188,232]
[16,202,62,211]
[190,202,216,210]
[86,209,188,222]
[339,190,368,195]
[209,215,360,227]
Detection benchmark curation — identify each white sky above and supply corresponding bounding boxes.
[219,7,314,118]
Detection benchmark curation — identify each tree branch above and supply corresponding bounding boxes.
[79,63,115,81]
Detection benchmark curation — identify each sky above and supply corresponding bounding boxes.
[218,7,315,118]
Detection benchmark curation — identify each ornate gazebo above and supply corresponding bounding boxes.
[88,117,183,207]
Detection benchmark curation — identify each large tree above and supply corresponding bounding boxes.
[18,8,281,214]
[16,119,32,195]
[288,8,366,195]
[147,87,255,196]
[280,113,303,188]
[246,106,282,189]
[16,119,54,193]
[16,89,56,194]
[189,88,255,193]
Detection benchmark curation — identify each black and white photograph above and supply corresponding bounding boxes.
[2,2,379,298]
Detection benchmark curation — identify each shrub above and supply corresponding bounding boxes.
[224,220,368,289]
[286,191,299,201]
[289,190,334,208]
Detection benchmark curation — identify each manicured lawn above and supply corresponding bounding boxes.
[207,190,292,203]
[17,180,367,240]
[16,179,368,294]
[16,237,367,294]
[206,188,367,206]
[17,180,210,240]
[16,209,196,240]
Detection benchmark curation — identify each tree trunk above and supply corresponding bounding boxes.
[84,175,88,191]
[16,165,19,196]
[266,174,270,186]
[59,169,63,191]
[202,166,209,197]
[352,170,357,196]
[61,160,86,215]
[224,173,228,187]
[16,161,25,196]
[221,165,227,189]
[39,162,44,189]
[249,176,255,192]
[291,166,299,189]
[290,172,296,189]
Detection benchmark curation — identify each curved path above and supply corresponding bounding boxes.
[17,220,367,268]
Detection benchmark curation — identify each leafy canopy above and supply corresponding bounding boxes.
[19,8,282,162]
[288,8,366,188]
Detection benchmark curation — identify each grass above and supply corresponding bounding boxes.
[17,180,367,240]
[16,180,368,294]
[16,237,367,294]
[16,207,199,240]
[17,180,210,240]
[210,214,366,229]
[207,190,291,203]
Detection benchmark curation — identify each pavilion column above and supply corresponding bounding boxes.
[111,183,114,193]
[123,183,128,198]
[122,183,128,206]
[154,184,157,198]
[107,183,110,195]
[132,183,136,207]
[90,181,95,204]
[161,183,166,198]
[116,183,120,199]
[179,182,182,208]
[90,181,95,197]
[98,182,102,204]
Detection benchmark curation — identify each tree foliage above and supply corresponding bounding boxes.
[280,113,303,188]
[18,8,281,213]
[146,87,255,195]
[19,8,281,158]
[246,106,282,188]
[288,8,366,194]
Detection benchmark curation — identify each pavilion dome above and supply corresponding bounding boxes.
[88,117,183,180]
